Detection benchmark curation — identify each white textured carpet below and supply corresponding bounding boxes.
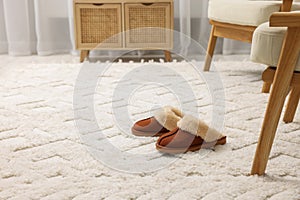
[0,55,299,199]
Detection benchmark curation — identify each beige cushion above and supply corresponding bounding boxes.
[208,0,300,26]
[250,21,300,71]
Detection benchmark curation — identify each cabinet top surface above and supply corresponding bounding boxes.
[74,0,173,3]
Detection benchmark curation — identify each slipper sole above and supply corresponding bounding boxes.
[131,127,167,137]
[156,136,227,154]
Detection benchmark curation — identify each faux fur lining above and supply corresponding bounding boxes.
[154,106,184,131]
[177,115,224,142]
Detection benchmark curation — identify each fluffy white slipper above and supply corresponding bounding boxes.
[154,106,184,131]
[177,115,224,142]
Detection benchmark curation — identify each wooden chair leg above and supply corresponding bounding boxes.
[204,26,217,72]
[283,86,300,123]
[80,50,90,63]
[262,82,272,93]
[164,51,172,62]
[251,28,300,175]
[251,80,289,175]
[261,67,276,93]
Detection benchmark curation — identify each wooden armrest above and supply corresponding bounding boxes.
[270,12,300,27]
[281,0,293,12]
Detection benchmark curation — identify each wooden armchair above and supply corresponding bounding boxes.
[250,11,300,175]
[204,0,299,71]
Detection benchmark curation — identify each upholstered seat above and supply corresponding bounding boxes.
[204,0,300,72]
[208,0,300,26]
[251,20,300,71]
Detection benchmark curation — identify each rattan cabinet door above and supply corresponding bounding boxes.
[75,4,122,49]
[124,3,172,49]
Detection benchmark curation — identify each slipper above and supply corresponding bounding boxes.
[131,106,184,137]
[156,115,226,154]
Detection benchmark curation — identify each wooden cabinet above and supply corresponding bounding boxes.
[74,0,174,62]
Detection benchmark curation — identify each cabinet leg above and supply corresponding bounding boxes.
[80,50,90,63]
[164,51,172,62]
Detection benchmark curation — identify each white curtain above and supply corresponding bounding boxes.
[0,0,73,56]
[0,0,250,56]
